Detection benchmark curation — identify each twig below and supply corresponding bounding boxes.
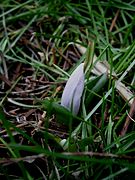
[62,151,135,160]
[120,98,135,136]
[109,9,120,32]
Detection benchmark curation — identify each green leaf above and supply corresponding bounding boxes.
[85,73,108,107]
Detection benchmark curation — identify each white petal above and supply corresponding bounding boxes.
[61,63,84,115]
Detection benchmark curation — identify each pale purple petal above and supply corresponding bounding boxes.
[61,63,84,115]
[72,73,84,114]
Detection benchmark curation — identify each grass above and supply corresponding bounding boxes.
[0,0,135,179]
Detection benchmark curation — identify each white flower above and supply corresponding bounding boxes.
[61,63,85,115]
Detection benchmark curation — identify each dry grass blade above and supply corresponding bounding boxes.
[0,154,45,165]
